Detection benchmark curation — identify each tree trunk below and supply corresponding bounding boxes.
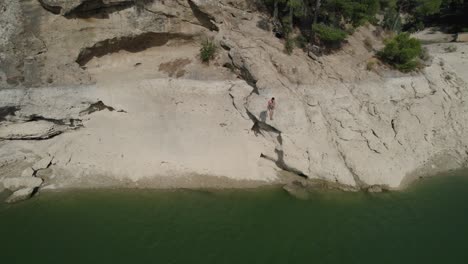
[313,0,321,24]
[274,0,279,21]
[392,6,402,32]
[289,4,294,31]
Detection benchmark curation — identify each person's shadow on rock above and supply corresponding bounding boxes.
[260,110,267,122]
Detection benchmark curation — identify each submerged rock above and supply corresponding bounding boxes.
[6,188,34,203]
[283,181,309,200]
[367,185,383,193]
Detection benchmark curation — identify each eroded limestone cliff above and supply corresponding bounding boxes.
[1,0,467,202]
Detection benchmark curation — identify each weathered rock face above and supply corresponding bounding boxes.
[0,0,467,202]
[0,0,227,88]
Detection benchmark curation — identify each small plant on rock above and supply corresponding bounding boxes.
[445,45,457,53]
[200,39,217,63]
[366,60,376,71]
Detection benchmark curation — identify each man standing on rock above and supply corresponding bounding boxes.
[268,97,276,120]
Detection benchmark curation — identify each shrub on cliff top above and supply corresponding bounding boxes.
[377,33,422,72]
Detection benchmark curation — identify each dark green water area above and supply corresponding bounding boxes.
[1,170,468,264]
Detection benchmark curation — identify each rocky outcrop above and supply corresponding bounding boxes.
[39,0,134,16]
[0,0,215,89]
[0,0,467,203]
[32,156,53,171]
[76,33,194,66]
[0,120,74,140]
[1,154,55,202]
[3,177,43,192]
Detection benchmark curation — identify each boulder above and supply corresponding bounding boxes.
[32,156,53,171]
[3,177,43,192]
[283,181,309,200]
[21,167,35,178]
[6,188,34,203]
[36,168,54,180]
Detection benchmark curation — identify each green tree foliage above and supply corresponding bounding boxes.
[382,6,402,32]
[377,33,422,72]
[380,0,397,9]
[312,23,348,44]
[399,0,467,31]
[263,0,288,20]
[260,0,466,53]
[416,0,443,16]
[323,0,380,27]
[263,0,307,53]
[263,0,382,30]
[262,0,381,50]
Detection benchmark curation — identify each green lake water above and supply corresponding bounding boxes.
[1,170,468,264]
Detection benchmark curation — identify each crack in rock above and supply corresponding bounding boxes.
[228,93,246,119]
[227,52,259,94]
[27,114,83,127]
[30,155,54,197]
[360,131,381,154]
[80,100,115,115]
[390,118,403,146]
[317,102,365,188]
